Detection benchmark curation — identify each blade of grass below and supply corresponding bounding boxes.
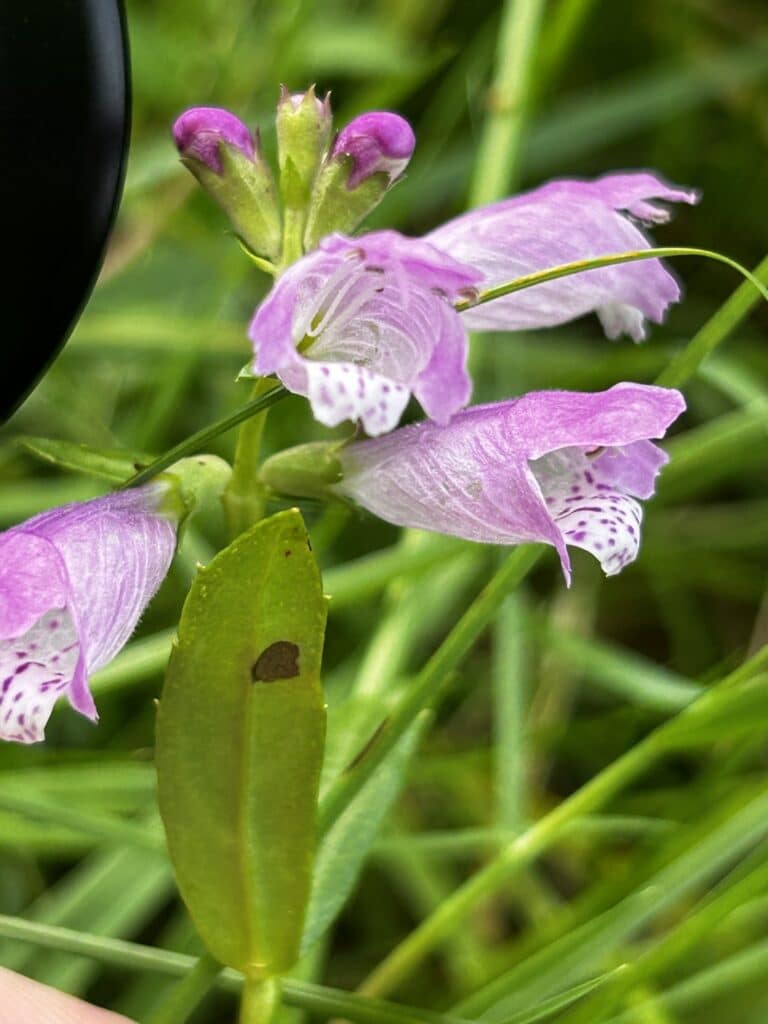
[0,915,473,1024]
[656,253,768,387]
[355,648,768,997]
[318,545,544,836]
[468,0,547,205]
[145,953,223,1024]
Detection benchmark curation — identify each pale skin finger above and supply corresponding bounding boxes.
[0,966,135,1024]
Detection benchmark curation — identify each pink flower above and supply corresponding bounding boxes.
[250,231,481,435]
[0,487,177,743]
[333,383,685,583]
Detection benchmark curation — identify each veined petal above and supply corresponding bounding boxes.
[426,172,699,340]
[508,382,686,460]
[27,487,177,672]
[336,385,685,582]
[319,232,481,295]
[0,533,69,641]
[249,231,476,432]
[0,486,177,743]
[413,302,472,424]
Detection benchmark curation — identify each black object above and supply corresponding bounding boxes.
[0,0,130,422]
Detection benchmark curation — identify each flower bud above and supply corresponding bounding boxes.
[259,442,343,503]
[304,112,415,250]
[334,112,416,188]
[173,107,281,261]
[276,86,333,210]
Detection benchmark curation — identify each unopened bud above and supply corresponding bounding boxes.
[334,113,415,188]
[276,86,333,210]
[173,107,281,261]
[304,112,414,250]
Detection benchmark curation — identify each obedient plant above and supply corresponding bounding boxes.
[260,383,685,582]
[0,486,177,743]
[16,79,764,1024]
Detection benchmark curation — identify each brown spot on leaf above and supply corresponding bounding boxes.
[284,549,292,557]
[251,641,300,682]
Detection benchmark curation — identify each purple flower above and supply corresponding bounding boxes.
[249,230,482,435]
[426,172,699,341]
[0,487,177,743]
[173,107,255,173]
[332,112,416,189]
[333,383,685,582]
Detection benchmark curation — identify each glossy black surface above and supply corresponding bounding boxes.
[0,0,129,421]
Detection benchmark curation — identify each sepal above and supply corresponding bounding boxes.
[259,442,344,503]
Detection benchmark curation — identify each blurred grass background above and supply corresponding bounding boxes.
[1,0,768,1021]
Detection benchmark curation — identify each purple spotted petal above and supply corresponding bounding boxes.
[426,172,699,341]
[333,113,415,188]
[249,231,480,434]
[336,383,685,583]
[173,107,255,173]
[0,487,177,743]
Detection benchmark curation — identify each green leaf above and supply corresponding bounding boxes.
[18,436,150,483]
[156,509,327,977]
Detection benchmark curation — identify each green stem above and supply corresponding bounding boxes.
[0,914,471,1024]
[493,592,529,832]
[146,953,222,1024]
[240,976,280,1024]
[469,0,547,205]
[223,378,277,537]
[655,252,768,388]
[280,208,306,270]
[454,247,768,312]
[121,385,288,489]
[318,545,543,837]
